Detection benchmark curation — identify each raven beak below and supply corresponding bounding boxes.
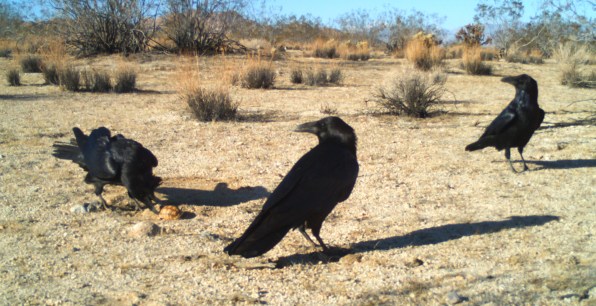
[294,121,319,134]
[501,76,517,85]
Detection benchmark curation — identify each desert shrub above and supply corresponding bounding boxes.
[560,63,595,88]
[59,66,80,91]
[341,42,371,61]
[42,64,60,85]
[82,70,112,92]
[303,67,344,86]
[93,71,112,92]
[374,69,447,118]
[314,45,339,59]
[328,68,343,84]
[305,69,327,86]
[311,39,340,59]
[553,42,594,88]
[20,55,43,73]
[0,49,12,58]
[186,86,238,121]
[241,62,275,89]
[506,49,544,64]
[6,68,20,86]
[346,53,367,61]
[462,47,492,75]
[290,68,303,84]
[114,69,136,93]
[405,38,444,71]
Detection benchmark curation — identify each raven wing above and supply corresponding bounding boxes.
[480,102,517,137]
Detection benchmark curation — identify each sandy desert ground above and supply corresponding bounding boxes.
[0,52,594,305]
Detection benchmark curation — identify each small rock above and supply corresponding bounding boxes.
[340,254,363,265]
[70,204,89,214]
[128,221,160,238]
[446,291,466,305]
[405,257,424,268]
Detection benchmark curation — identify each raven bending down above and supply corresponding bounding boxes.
[52,127,162,213]
[465,74,544,172]
[224,116,359,258]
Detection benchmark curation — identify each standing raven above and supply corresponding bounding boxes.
[466,74,544,172]
[224,116,359,258]
[52,127,162,213]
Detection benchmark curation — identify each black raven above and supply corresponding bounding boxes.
[52,127,162,213]
[466,74,545,172]
[224,116,359,258]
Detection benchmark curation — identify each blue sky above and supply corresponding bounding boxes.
[267,0,547,31]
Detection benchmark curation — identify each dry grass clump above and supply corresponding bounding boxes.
[311,39,340,59]
[186,86,238,121]
[20,55,43,73]
[506,46,544,64]
[114,68,137,93]
[82,70,112,92]
[241,61,276,89]
[553,42,595,88]
[462,46,492,75]
[405,38,444,71]
[560,63,595,88]
[290,67,303,84]
[0,49,12,58]
[300,67,343,86]
[6,68,21,86]
[340,41,371,61]
[177,57,239,122]
[374,69,447,118]
[42,64,60,85]
[446,44,464,59]
[59,65,81,91]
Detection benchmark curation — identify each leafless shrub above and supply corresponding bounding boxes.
[6,68,20,86]
[375,69,447,118]
[163,0,247,54]
[49,0,159,56]
[186,86,238,121]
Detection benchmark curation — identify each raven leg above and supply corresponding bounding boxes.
[518,147,529,172]
[505,148,519,173]
[311,225,329,252]
[93,183,109,210]
[298,224,318,248]
[142,198,159,214]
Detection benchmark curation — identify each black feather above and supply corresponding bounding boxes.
[224,116,359,258]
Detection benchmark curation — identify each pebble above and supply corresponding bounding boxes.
[128,221,160,238]
[70,202,100,214]
[446,291,466,305]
